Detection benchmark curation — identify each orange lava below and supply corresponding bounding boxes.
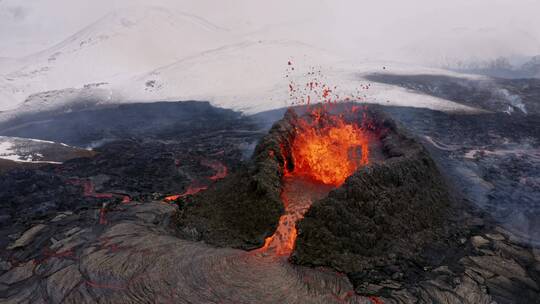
[164,159,228,203]
[256,176,333,256]
[257,108,370,256]
[257,189,297,256]
[257,214,297,256]
[201,159,228,181]
[67,178,131,225]
[164,185,208,202]
[369,296,385,304]
[292,108,369,186]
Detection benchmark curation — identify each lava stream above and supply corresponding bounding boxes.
[164,159,228,202]
[67,178,131,225]
[164,185,208,202]
[257,176,334,256]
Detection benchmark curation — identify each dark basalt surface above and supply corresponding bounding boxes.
[0,101,254,147]
[174,110,297,249]
[170,103,540,303]
[1,97,539,303]
[294,113,453,261]
[0,102,262,250]
[176,104,456,266]
[365,73,540,115]
[290,112,460,290]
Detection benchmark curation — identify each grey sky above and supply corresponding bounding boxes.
[1,0,539,65]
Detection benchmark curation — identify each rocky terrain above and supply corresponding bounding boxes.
[0,98,539,303]
[174,109,295,249]
[292,109,455,276]
[365,73,540,115]
[0,102,260,249]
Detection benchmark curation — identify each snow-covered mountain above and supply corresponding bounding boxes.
[0,6,233,111]
[0,5,487,116]
[400,27,540,69]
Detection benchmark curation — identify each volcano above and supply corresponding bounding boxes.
[175,104,454,276]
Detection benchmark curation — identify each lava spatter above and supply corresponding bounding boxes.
[285,61,371,107]
[261,61,374,257]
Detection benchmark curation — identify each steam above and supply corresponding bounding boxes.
[475,80,528,115]
[495,88,527,115]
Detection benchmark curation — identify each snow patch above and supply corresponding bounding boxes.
[0,136,71,163]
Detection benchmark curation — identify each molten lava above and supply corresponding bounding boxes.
[164,159,228,202]
[67,178,131,225]
[257,108,370,256]
[201,159,228,181]
[292,109,369,186]
[164,185,208,202]
[256,176,334,256]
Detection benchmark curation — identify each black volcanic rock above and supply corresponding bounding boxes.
[365,73,540,115]
[293,124,450,272]
[175,104,455,259]
[290,110,458,287]
[173,110,298,249]
[1,101,540,303]
[0,101,263,251]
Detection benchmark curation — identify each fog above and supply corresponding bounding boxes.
[1,0,540,66]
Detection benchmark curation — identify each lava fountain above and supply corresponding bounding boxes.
[289,107,370,186]
[174,103,386,252]
[257,107,371,256]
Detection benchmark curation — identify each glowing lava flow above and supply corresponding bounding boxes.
[257,175,334,256]
[164,185,208,202]
[292,109,369,186]
[164,159,228,202]
[201,159,228,181]
[257,108,370,256]
[67,179,132,225]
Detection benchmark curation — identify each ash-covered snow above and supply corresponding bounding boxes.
[0,136,74,163]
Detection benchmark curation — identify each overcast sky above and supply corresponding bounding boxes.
[1,0,539,65]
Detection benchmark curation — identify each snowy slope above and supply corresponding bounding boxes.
[119,40,339,112]
[118,40,481,114]
[0,6,232,111]
[0,57,17,73]
[0,77,20,110]
[0,6,485,116]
